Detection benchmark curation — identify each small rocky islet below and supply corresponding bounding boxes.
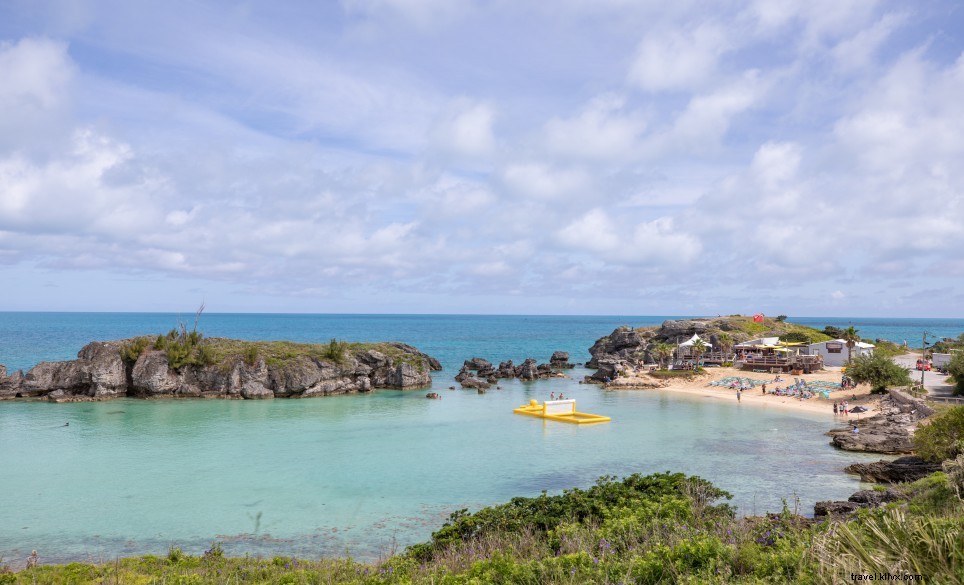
[0,336,441,402]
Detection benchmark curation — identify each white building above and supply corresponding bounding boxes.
[805,339,875,368]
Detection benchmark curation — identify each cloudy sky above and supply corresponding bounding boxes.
[1,1,962,317]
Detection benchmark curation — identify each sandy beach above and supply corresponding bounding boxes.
[605,365,882,418]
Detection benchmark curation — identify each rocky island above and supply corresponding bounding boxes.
[0,334,441,402]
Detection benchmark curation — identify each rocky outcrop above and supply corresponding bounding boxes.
[828,392,929,454]
[455,354,567,385]
[587,326,651,368]
[0,366,25,399]
[550,351,573,368]
[814,488,907,519]
[1,338,440,402]
[844,456,942,483]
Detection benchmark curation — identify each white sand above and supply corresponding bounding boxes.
[608,366,882,418]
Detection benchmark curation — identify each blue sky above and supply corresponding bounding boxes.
[1,0,962,317]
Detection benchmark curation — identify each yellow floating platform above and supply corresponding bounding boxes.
[513,399,611,424]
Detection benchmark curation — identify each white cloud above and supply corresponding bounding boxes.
[556,208,619,253]
[433,100,496,157]
[544,94,647,160]
[502,163,591,200]
[628,24,729,92]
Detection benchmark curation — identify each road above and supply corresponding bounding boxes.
[893,353,957,399]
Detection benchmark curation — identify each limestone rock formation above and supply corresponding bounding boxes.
[845,457,941,483]
[549,351,573,368]
[828,393,928,455]
[0,338,440,402]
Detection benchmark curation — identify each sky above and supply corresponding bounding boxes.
[0,0,962,317]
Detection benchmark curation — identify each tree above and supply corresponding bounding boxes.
[652,343,674,370]
[845,353,912,394]
[946,352,964,397]
[717,332,733,358]
[691,339,708,368]
[775,315,788,322]
[842,326,861,364]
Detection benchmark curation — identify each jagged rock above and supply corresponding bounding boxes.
[516,358,539,381]
[828,394,926,454]
[460,376,490,390]
[586,326,648,368]
[78,341,127,398]
[455,366,472,383]
[130,351,181,396]
[382,363,428,389]
[587,359,619,382]
[549,351,573,368]
[845,456,942,483]
[813,500,863,517]
[463,357,492,371]
[0,366,26,399]
[847,489,904,506]
[829,427,915,454]
[496,360,515,378]
[8,337,437,401]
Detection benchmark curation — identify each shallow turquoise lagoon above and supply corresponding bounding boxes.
[0,370,880,565]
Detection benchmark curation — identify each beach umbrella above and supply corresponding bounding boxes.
[850,405,869,418]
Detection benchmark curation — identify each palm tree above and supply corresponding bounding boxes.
[717,332,733,360]
[653,343,674,370]
[691,338,708,368]
[842,326,860,364]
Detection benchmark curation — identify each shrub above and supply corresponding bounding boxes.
[120,337,150,363]
[195,344,217,367]
[243,345,260,366]
[323,339,349,363]
[844,353,912,393]
[914,406,964,463]
[946,352,964,396]
[779,331,811,344]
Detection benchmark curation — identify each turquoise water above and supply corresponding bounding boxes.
[1,313,961,565]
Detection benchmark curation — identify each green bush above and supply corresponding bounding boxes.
[946,352,964,396]
[323,339,349,364]
[779,331,811,344]
[195,344,217,367]
[914,406,964,463]
[844,352,912,393]
[120,337,150,363]
[243,345,260,366]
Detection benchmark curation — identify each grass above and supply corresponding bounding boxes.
[116,335,431,373]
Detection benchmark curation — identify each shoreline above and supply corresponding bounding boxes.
[605,365,881,418]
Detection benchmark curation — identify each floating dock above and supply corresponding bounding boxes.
[513,399,611,424]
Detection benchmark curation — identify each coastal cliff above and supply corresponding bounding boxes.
[0,337,441,402]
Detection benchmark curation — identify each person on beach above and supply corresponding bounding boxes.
[833,402,838,415]
[550,392,555,400]
[762,383,767,395]
[26,550,38,568]
[852,425,859,434]
[737,389,741,402]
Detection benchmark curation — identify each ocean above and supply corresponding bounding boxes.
[1,313,962,565]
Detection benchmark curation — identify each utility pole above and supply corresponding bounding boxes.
[921,331,933,388]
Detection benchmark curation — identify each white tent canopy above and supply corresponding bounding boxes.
[679,334,712,348]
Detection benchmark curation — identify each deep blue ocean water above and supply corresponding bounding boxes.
[2,313,962,375]
[1,313,962,565]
